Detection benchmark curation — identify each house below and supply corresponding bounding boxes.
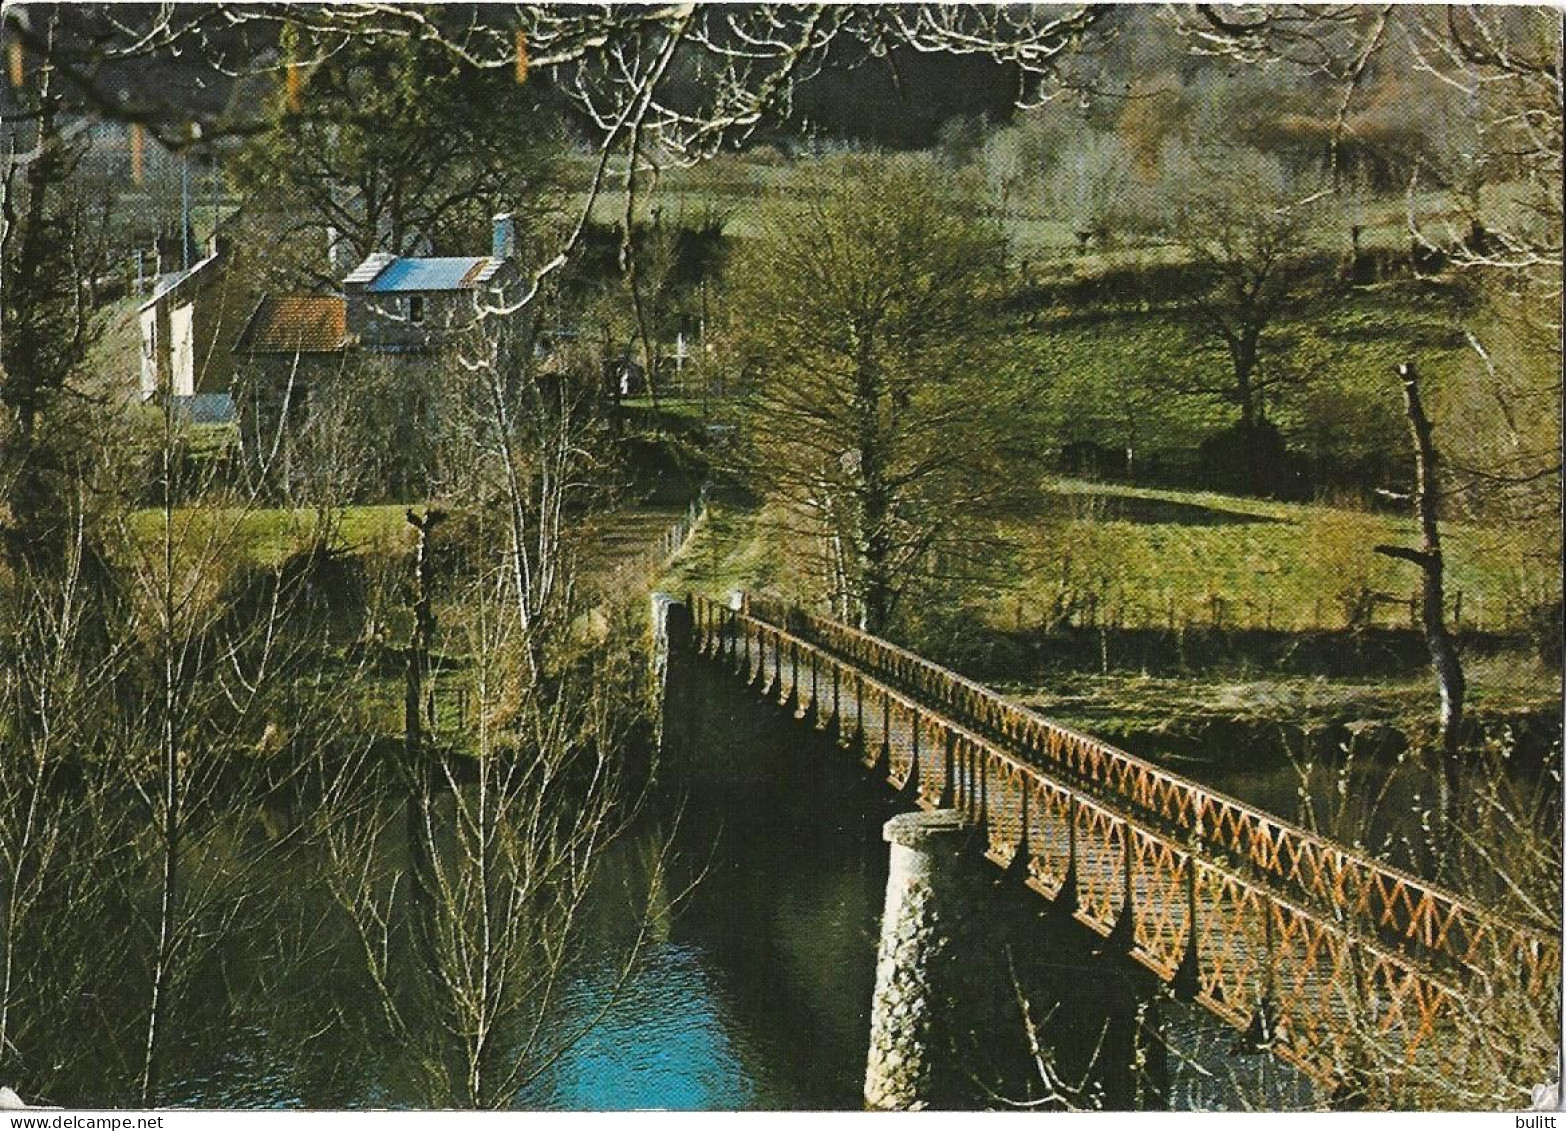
[138,232,252,420]
[340,213,522,355]
[229,295,350,472]
[229,215,527,488]
[235,213,523,367]
[230,295,349,382]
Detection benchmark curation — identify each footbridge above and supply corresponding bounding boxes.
[679,593,1560,1100]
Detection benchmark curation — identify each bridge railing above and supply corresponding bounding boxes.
[687,593,1559,1094]
[739,594,1557,982]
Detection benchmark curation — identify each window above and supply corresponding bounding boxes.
[408,295,425,324]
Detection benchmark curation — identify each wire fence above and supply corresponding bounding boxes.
[999,586,1497,636]
[597,497,706,599]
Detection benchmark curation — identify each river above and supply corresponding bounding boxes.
[25,661,1317,1110]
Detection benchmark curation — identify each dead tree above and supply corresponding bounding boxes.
[1374,363,1465,823]
[404,507,445,957]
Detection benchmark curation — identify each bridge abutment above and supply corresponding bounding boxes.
[653,593,695,755]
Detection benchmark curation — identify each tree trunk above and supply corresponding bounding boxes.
[2,94,69,575]
[405,509,443,960]
[854,340,893,635]
[141,426,184,1107]
[1229,329,1261,429]
[1374,363,1465,827]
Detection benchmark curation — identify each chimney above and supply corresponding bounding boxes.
[492,212,516,261]
[326,226,349,276]
[154,231,181,277]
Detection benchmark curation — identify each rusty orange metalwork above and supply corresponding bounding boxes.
[689,594,1560,1089]
[515,29,530,85]
[130,122,145,185]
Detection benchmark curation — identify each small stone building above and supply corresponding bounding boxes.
[235,213,523,392]
[341,214,522,355]
[230,295,350,477]
[231,294,349,381]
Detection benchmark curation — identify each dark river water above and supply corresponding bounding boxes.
[142,671,892,1111]
[55,666,1322,1111]
[514,677,893,1110]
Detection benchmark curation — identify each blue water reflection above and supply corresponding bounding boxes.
[529,944,775,1110]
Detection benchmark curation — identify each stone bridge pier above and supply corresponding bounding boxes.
[858,806,1318,1112]
[862,809,1172,1111]
[863,810,971,1110]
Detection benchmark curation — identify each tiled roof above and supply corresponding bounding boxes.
[233,295,347,355]
[365,256,502,292]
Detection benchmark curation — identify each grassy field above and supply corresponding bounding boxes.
[127,500,698,581]
[664,481,1552,637]
[989,480,1548,634]
[616,396,715,427]
[565,151,1461,263]
[660,500,815,603]
[126,504,415,565]
[576,149,1486,493]
[1005,269,1479,471]
[661,485,1560,750]
[1007,658,1560,741]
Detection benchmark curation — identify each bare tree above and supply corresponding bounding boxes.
[1160,146,1324,433]
[311,310,668,1107]
[1373,363,1465,825]
[1044,129,1137,249]
[105,387,386,1104]
[1169,1,1561,672]
[228,24,565,285]
[0,16,109,575]
[723,154,1016,633]
[1165,4,1560,1101]
[319,564,665,1107]
[1401,8,1562,292]
[7,4,1100,337]
[0,497,137,1102]
[0,347,389,1105]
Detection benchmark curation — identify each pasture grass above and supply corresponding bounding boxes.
[1003,663,1559,746]
[126,504,413,565]
[666,489,1560,754]
[671,481,1549,637]
[564,150,1466,264]
[981,479,1547,635]
[659,500,816,603]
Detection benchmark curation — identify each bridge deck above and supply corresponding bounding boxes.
[687,594,1560,1098]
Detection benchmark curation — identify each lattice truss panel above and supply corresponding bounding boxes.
[1021,777,1075,902]
[688,597,1562,1088]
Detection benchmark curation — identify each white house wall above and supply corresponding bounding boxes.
[170,303,196,397]
[139,308,159,398]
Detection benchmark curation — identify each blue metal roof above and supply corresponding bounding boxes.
[365,257,489,293]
